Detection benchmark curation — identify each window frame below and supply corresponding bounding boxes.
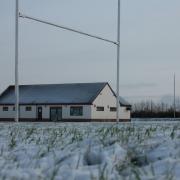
[110,107,117,112]
[70,106,83,116]
[25,106,32,112]
[96,106,104,111]
[126,107,131,111]
[3,106,9,111]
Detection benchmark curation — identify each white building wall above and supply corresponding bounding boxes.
[38,105,49,119]
[0,105,91,120]
[0,106,15,119]
[39,105,91,119]
[91,85,131,120]
[119,107,131,120]
[0,106,37,119]
[20,106,36,119]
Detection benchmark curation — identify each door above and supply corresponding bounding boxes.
[50,107,62,121]
[37,107,42,120]
[50,108,57,121]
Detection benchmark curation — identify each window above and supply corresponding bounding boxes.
[25,106,32,111]
[13,107,15,111]
[126,107,131,111]
[110,107,117,112]
[70,106,83,116]
[96,106,104,111]
[3,107,8,111]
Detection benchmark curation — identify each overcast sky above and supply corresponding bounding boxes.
[0,0,180,102]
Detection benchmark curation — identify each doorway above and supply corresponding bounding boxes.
[37,107,42,120]
[50,107,62,121]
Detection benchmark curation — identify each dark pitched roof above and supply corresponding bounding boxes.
[119,97,131,107]
[0,83,107,105]
[0,82,131,107]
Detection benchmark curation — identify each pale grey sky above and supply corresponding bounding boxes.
[0,0,180,102]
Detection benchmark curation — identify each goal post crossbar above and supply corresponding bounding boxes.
[19,13,118,46]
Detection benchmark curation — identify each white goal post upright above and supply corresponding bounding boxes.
[116,0,120,123]
[15,0,121,123]
[174,73,176,119]
[15,0,19,122]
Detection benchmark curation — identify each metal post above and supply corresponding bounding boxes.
[15,0,19,122]
[116,0,120,123]
[174,73,176,119]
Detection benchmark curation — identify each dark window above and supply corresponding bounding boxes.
[13,107,15,111]
[70,106,83,116]
[26,106,32,111]
[126,107,131,111]
[3,107,8,111]
[96,106,104,111]
[110,107,117,112]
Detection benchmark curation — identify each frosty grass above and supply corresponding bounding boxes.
[0,121,180,180]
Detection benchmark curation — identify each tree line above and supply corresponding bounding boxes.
[131,100,180,118]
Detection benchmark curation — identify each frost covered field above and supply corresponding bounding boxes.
[0,121,180,180]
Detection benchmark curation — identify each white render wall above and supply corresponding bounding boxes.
[0,106,15,119]
[20,106,37,119]
[119,107,131,120]
[91,85,131,120]
[0,106,37,119]
[0,105,91,120]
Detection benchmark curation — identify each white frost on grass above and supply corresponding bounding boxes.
[0,121,179,179]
